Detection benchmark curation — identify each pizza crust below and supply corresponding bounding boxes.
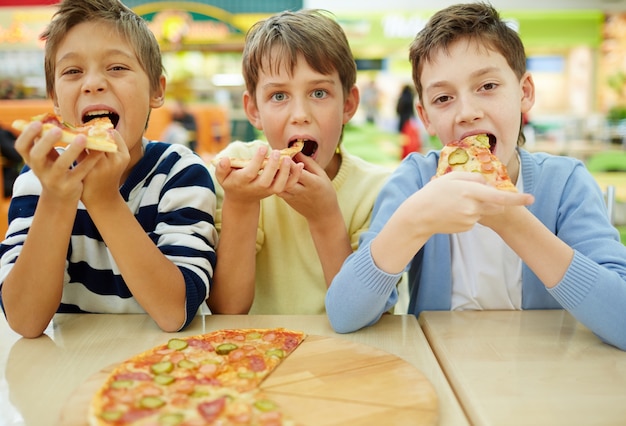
[212,140,304,169]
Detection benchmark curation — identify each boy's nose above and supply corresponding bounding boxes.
[290,98,311,124]
[456,96,483,124]
[81,73,107,94]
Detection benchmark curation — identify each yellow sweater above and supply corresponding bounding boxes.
[210,140,391,314]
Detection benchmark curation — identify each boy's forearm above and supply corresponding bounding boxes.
[308,209,351,287]
[495,207,573,288]
[2,196,76,337]
[207,198,259,314]
[87,194,187,332]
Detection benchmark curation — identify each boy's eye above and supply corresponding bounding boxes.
[482,82,498,91]
[434,95,451,104]
[312,89,327,99]
[61,68,81,76]
[271,92,286,101]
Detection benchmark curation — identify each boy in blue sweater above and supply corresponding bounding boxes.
[0,0,217,338]
[326,2,626,350]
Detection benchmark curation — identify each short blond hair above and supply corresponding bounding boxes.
[40,0,164,99]
[242,9,356,101]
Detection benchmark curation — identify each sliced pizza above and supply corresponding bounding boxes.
[435,133,517,192]
[89,328,306,425]
[12,112,118,152]
[211,140,304,169]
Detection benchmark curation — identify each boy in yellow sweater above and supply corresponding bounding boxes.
[207,9,390,314]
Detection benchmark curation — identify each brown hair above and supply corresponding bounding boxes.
[409,2,526,103]
[40,0,164,99]
[242,9,356,101]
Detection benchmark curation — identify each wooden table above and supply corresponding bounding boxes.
[0,313,468,425]
[419,310,626,426]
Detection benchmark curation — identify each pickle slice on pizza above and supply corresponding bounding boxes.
[435,133,517,192]
[12,112,118,152]
[212,140,304,169]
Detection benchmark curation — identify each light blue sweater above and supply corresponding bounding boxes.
[326,148,626,350]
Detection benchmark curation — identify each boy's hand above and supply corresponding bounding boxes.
[278,152,337,220]
[80,130,130,208]
[409,171,534,236]
[215,145,303,205]
[14,120,104,205]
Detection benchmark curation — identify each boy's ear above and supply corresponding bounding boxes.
[520,72,535,113]
[150,75,166,108]
[243,91,263,130]
[342,85,360,124]
[416,102,436,136]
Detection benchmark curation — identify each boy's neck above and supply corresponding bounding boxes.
[325,151,342,180]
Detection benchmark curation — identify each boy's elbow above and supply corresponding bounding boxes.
[326,300,362,334]
[328,317,360,334]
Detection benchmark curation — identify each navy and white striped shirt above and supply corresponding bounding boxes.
[0,139,217,330]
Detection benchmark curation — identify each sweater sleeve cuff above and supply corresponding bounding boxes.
[353,240,404,297]
[547,250,596,310]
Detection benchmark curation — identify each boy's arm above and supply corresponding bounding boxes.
[206,195,259,313]
[2,193,77,338]
[86,193,188,332]
[279,156,352,286]
[1,124,100,338]
[308,202,352,287]
[207,149,303,313]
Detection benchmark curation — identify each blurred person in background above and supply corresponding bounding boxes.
[396,84,421,158]
[361,80,380,125]
[0,126,22,197]
[162,98,198,151]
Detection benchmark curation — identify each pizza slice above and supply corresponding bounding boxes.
[89,328,306,425]
[211,140,304,169]
[12,112,118,152]
[435,133,517,192]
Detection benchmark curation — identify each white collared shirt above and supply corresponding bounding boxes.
[450,154,523,310]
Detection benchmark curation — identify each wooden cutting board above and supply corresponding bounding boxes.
[60,334,438,425]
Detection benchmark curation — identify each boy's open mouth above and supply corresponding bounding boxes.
[487,133,496,153]
[83,110,119,128]
[289,139,318,156]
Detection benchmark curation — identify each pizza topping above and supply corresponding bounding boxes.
[151,361,174,375]
[167,339,188,351]
[198,398,226,422]
[177,359,197,369]
[216,342,238,355]
[154,375,175,386]
[448,148,469,165]
[140,396,165,409]
[254,399,278,412]
[158,413,184,425]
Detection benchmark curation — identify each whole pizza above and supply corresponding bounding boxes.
[89,328,306,425]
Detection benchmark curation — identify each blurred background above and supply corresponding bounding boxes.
[1,0,626,235]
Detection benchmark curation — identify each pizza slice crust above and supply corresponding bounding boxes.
[212,140,304,169]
